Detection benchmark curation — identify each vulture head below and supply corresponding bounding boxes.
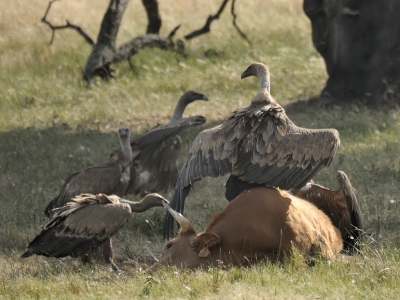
[183,91,209,103]
[241,62,271,95]
[118,126,132,164]
[171,91,208,121]
[118,126,131,140]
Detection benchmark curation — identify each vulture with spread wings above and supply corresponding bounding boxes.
[23,193,167,271]
[44,126,132,217]
[164,62,340,238]
[110,91,208,197]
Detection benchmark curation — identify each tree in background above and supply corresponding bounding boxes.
[42,0,248,83]
[304,0,400,104]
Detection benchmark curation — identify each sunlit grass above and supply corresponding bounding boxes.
[1,243,400,299]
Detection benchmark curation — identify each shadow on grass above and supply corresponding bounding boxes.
[0,123,208,255]
[1,101,400,259]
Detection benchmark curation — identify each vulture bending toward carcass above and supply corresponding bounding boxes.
[291,170,362,253]
[164,62,340,238]
[23,193,167,271]
[44,126,132,217]
[113,91,208,197]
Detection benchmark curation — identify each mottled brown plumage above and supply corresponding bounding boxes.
[113,91,208,197]
[23,193,167,270]
[164,63,340,238]
[44,127,133,217]
[291,170,362,253]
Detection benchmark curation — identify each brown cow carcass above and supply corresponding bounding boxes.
[154,187,344,270]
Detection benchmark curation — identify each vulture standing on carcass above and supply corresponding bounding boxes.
[291,170,362,253]
[119,91,208,197]
[164,62,340,238]
[44,126,132,217]
[23,193,168,271]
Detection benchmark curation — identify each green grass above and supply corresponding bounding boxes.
[1,0,400,298]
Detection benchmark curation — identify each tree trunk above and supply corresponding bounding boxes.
[304,0,400,103]
[142,0,162,34]
[83,0,130,81]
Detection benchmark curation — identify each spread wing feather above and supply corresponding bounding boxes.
[125,115,206,196]
[337,171,363,252]
[164,102,340,238]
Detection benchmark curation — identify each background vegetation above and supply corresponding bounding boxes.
[1,0,399,298]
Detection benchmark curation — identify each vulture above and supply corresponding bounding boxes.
[23,193,167,271]
[164,62,340,238]
[291,170,362,253]
[44,126,132,217]
[114,91,208,197]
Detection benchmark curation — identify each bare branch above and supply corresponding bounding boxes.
[168,24,181,38]
[114,34,174,62]
[184,0,230,40]
[231,0,251,44]
[41,0,94,45]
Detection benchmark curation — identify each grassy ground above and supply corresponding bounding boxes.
[1,0,400,299]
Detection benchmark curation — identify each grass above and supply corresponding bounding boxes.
[1,0,400,299]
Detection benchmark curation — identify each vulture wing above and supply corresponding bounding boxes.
[293,183,351,238]
[44,161,124,217]
[227,104,339,197]
[292,171,362,253]
[131,115,206,165]
[125,115,206,196]
[337,170,362,252]
[164,102,339,238]
[23,195,131,258]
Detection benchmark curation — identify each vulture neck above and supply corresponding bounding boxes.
[119,137,132,164]
[171,94,190,121]
[120,195,164,213]
[252,67,275,104]
[257,67,270,94]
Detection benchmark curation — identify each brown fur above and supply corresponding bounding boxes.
[292,171,362,252]
[155,187,343,270]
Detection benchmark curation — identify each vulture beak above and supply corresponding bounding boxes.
[200,94,209,101]
[241,68,252,80]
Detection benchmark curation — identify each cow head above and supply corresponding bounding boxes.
[156,203,221,269]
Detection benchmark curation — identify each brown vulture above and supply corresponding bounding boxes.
[44,126,132,217]
[291,170,362,253]
[23,193,167,271]
[163,62,340,238]
[112,91,208,197]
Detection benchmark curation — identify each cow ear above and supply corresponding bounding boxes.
[191,232,221,258]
